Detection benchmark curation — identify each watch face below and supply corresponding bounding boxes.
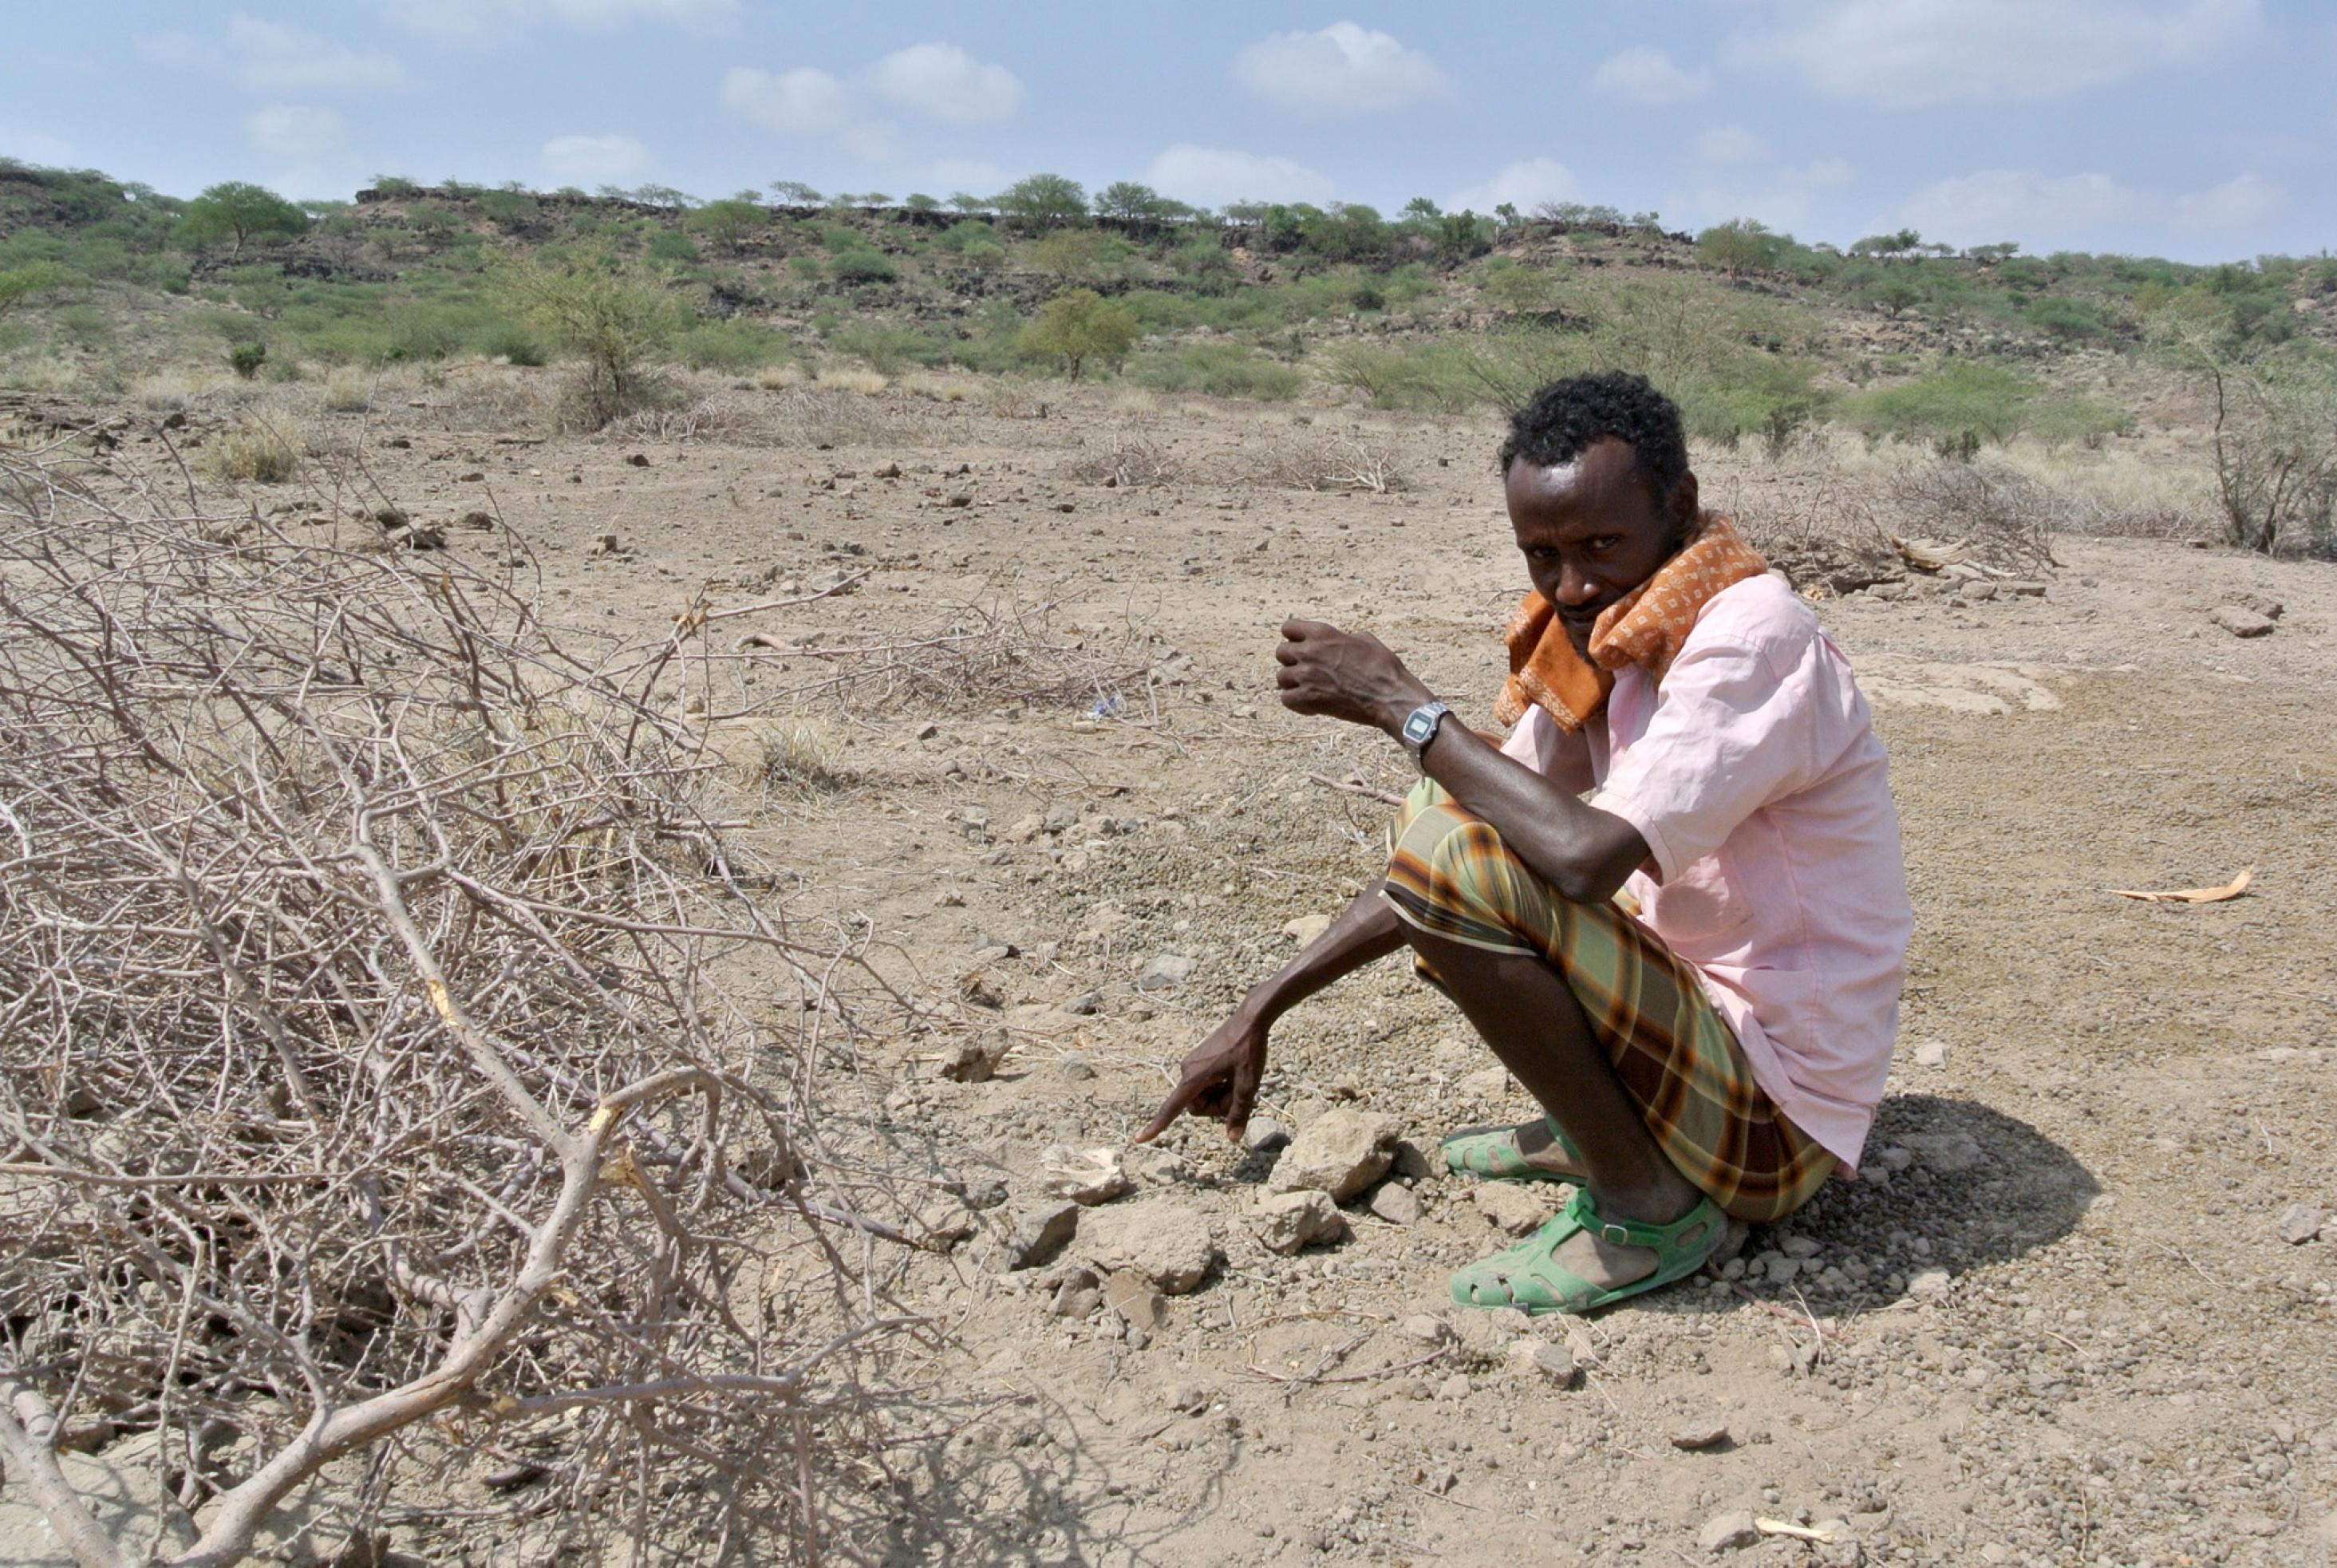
[1403,709,1435,745]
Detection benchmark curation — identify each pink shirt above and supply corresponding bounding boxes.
[1498,575,1911,1170]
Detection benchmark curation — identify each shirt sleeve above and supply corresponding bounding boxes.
[1498,704,1596,796]
[1587,637,1829,882]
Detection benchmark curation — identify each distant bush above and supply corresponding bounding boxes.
[175,181,308,256]
[785,255,823,280]
[993,173,1088,226]
[227,342,268,380]
[499,247,680,429]
[475,189,539,230]
[646,231,701,265]
[476,320,547,365]
[828,323,946,375]
[1026,228,1115,281]
[829,250,898,285]
[1846,362,2040,451]
[1131,342,1301,401]
[932,219,999,254]
[1017,288,1135,380]
[671,320,789,373]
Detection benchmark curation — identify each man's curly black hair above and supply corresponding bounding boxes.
[1498,371,1689,505]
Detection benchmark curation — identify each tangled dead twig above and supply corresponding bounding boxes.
[1064,432,1182,488]
[740,596,1151,718]
[0,444,934,1564]
[1240,432,1405,495]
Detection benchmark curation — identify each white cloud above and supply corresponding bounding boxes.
[1739,0,2266,106]
[2176,172,2284,230]
[139,15,407,93]
[837,120,906,165]
[719,67,851,135]
[1696,125,1769,164]
[379,0,737,41]
[1680,184,1818,233]
[1893,170,2142,246]
[1591,46,1711,105]
[926,159,1005,195]
[243,105,349,160]
[867,43,1024,124]
[1232,22,1448,113]
[540,133,651,184]
[1447,158,1579,215]
[1143,144,1334,208]
[1797,158,1855,187]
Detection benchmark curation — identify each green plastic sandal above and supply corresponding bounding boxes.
[1449,1187,1727,1316]
[1439,1116,1586,1184]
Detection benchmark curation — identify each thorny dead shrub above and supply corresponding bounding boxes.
[0,448,938,1566]
[1886,461,2067,574]
[1238,431,1404,494]
[1064,432,1181,488]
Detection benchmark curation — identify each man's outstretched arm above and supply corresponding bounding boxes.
[1135,884,1404,1143]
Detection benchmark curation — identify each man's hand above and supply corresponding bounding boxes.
[1135,1009,1269,1144]
[1274,618,1433,735]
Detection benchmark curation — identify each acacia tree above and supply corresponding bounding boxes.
[1093,180,1165,220]
[499,247,678,428]
[994,173,1088,227]
[1696,218,1778,279]
[689,197,764,253]
[1017,287,1135,380]
[175,181,309,256]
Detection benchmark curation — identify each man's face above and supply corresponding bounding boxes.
[1505,437,1697,654]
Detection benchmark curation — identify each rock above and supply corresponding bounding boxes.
[1961,579,1999,602]
[1135,952,1198,991]
[1390,1137,1434,1181]
[1400,1313,1454,1344]
[1126,1147,1194,1187]
[1455,1066,1511,1100]
[1164,1381,1208,1414]
[1901,1130,1986,1174]
[1699,1510,1763,1552]
[1475,1183,1557,1236]
[1434,1373,1471,1402]
[1508,1338,1577,1387]
[987,1203,1079,1272]
[1060,991,1101,1017]
[1269,1108,1399,1201]
[2210,604,2276,638]
[873,460,902,479]
[1368,1183,1423,1226]
[1910,1038,1948,1068]
[2277,1203,2325,1245]
[1055,1052,1097,1082]
[1049,1266,1102,1318]
[1248,1189,1347,1254]
[1282,913,1334,945]
[1003,814,1046,844]
[1242,1117,1293,1154]
[1077,1200,1220,1294]
[586,532,622,556]
[1104,1271,1166,1331]
[1999,579,2047,597]
[938,1033,1009,1083]
[456,509,493,529]
[1671,1423,1731,1451]
[1450,1307,1530,1360]
[2232,590,2284,619]
[1043,804,1081,834]
[1906,1268,1952,1301]
[1040,1146,1132,1206]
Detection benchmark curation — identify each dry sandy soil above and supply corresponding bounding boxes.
[10,383,2337,1566]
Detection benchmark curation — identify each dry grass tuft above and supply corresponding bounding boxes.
[815,365,890,396]
[202,417,303,483]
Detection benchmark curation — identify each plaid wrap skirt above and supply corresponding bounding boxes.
[1382,779,1832,1222]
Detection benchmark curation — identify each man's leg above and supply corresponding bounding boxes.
[1403,922,1703,1291]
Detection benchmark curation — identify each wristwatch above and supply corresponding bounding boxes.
[1399,700,1451,767]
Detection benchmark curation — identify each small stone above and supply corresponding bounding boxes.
[1040,1146,1132,1206]
[2277,1203,2325,1245]
[1508,1339,1577,1388]
[1282,913,1334,945]
[586,532,622,557]
[938,1034,1009,1083]
[987,1202,1080,1272]
[1424,1467,1459,1495]
[1779,1234,1821,1259]
[1056,1052,1097,1082]
[1699,1510,1762,1553]
[1671,1423,1731,1451]
[1043,804,1081,834]
[1389,1137,1434,1181]
[1911,1039,1948,1068]
[1434,1373,1471,1402]
[1003,814,1045,844]
[1901,1130,1986,1174]
[1999,579,2047,597]
[1907,1268,1952,1300]
[1767,1256,1801,1285]
[1247,1189,1348,1254]
[1242,1117,1293,1154]
[1165,1381,1208,1414]
[1125,1147,1194,1187]
[1104,1271,1167,1331]
[1961,579,1999,602]
[1400,1313,1454,1345]
[1269,1108,1399,1201]
[1060,991,1101,1017]
[1368,1183,1423,1226]
[1076,1200,1220,1294]
[2232,590,2284,619]
[1474,1183,1557,1236]
[1455,1066,1511,1100]
[1135,952,1198,991]
[2210,604,2276,638]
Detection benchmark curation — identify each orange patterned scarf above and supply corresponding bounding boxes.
[1494,514,1770,733]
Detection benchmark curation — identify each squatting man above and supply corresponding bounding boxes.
[1139,372,1913,1314]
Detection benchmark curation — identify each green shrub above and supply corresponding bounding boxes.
[646,230,701,265]
[671,319,789,372]
[829,250,898,285]
[476,320,547,365]
[784,255,823,280]
[828,322,945,374]
[1017,288,1135,380]
[1131,341,1301,401]
[932,219,1000,253]
[499,247,680,429]
[227,342,268,379]
[2025,395,2134,448]
[1846,361,2040,449]
[54,302,109,348]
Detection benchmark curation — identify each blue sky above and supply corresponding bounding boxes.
[3,2,2330,263]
